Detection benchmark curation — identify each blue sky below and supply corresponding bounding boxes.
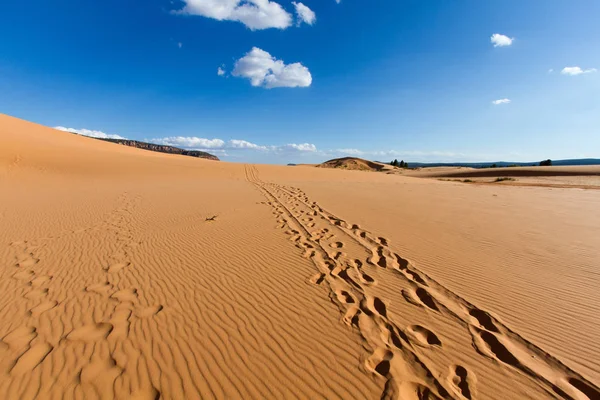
[1,0,599,164]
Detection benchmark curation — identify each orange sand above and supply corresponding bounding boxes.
[1,113,599,399]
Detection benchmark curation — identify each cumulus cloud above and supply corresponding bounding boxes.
[491,33,513,47]
[281,143,317,152]
[228,139,268,150]
[150,137,225,148]
[54,126,126,140]
[147,136,317,153]
[335,148,365,156]
[232,47,312,89]
[328,149,465,159]
[174,0,292,30]
[492,98,511,105]
[561,67,597,76]
[292,2,316,25]
[217,67,226,76]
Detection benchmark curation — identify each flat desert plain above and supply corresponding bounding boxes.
[1,113,599,400]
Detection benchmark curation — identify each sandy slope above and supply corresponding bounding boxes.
[317,157,396,172]
[407,166,600,189]
[1,114,600,399]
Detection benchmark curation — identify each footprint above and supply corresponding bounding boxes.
[398,382,439,400]
[110,305,133,339]
[24,288,49,300]
[16,257,40,268]
[359,272,375,285]
[105,262,130,274]
[362,296,387,318]
[394,255,410,271]
[330,242,344,249]
[342,306,361,327]
[10,342,53,376]
[79,356,123,394]
[2,327,37,350]
[335,290,356,304]
[130,387,161,400]
[402,289,422,306]
[406,325,442,347]
[385,326,407,350]
[136,305,164,319]
[30,275,52,288]
[404,270,427,285]
[86,282,113,296]
[474,329,520,366]
[67,323,113,342]
[309,273,326,285]
[13,270,35,281]
[29,300,58,317]
[415,288,439,311]
[449,365,474,400]
[469,308,499,333]
[365,348,393,377]
[372,247,389,269]
[111,288,138,303]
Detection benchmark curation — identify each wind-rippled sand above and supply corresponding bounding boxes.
[1,114,599,399]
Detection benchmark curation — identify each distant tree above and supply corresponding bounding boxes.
[400,160,405,168]
[490,163,498,168]
[540,159,552,167]
[390,159,399,167]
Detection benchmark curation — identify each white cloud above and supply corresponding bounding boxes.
[491,33,513,47]
[561,67,597,76]
[178,42,183,48]
[150,136,226,148]
[292,2,315,25]
[174,0,292,30]
[228,139,268,150]
[281,143,317,152]
[328,149,465,159]
[147,136,317,153]
[335,148,365,156]
[217,67,226,76]
[54,126,125,140]
[232,47,312,89]
[492,98,511,105]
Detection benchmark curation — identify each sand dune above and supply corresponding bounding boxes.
[317,157,396,172]
[1,114,600,399]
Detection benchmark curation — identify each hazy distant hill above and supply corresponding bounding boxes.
[380,159,600,169]
[97,138,219,161]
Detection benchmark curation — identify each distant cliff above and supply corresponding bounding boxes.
[97,138,219,161]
